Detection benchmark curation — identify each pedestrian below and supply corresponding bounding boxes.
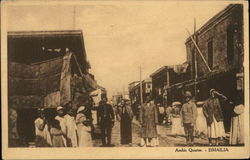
[8,107,19,147]
[230,104,244,145]
[120,99,134,145]
[34,108,52,147]
[54,106,67,147]
[157,103,165,124]
[97,97,115,147]
[180,91,198,146]
[171,101,185,136]
[139,96,158,147]
[165,105,173,126]
[64,107,78,147]
[50,119,66,147]
[203,89,228,146]
[195,101,207,138]
[76,106,93,147]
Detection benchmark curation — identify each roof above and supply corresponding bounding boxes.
[185,4,242,43]
[150,62,189,77]
[150,66,168,77]
[8,30,89,73]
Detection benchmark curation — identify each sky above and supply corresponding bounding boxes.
[5,1,231,97]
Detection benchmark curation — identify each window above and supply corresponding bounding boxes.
[207,39,213,69]
[227,25,234,63]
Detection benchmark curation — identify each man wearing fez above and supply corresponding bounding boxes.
[97,97,115,147]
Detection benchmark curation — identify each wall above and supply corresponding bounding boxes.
[186,4,243,78]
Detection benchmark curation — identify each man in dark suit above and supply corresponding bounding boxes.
[97,97,115,147]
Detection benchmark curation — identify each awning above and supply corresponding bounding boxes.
[82,73,98,91]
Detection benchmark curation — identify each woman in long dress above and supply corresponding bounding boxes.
[171,101,185,136]
[120,99,134,145]
[195,101,207,138]
[230,104,244,145]
[76,106,93,147]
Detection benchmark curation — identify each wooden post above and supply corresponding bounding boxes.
[186,28,212,72]
[194,18,198,96]
[140,66,143,105]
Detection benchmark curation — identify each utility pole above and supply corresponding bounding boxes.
[140,66,143,105]
[194,18,198,96]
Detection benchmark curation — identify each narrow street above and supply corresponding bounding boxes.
[92,118,230,147]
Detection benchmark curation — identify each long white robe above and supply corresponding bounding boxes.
[55,115,67,147]
[64,114,78,147]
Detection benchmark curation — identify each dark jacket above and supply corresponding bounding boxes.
[97,103,114,128]
[203,97,224,125]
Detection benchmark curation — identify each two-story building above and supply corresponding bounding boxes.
[150,62,190,106]
[185,4,244,131]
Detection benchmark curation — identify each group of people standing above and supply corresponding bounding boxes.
[34,105,93,147]
[161,89,244,146]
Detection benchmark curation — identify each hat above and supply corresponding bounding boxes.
[184,91,192,97]
[56,106,64,111]
[172,101,181,106]
[77,106,86,113]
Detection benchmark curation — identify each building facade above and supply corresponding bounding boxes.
[185,4,244,131]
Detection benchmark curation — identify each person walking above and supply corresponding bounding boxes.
[76,106,93,147]
[120,99,134,145]
[55,106,67,147]
[139,96,158,147]
[181,91,198,146]
[34,108,52,147]
[203,89,229,146]
[64,107,78,147]
[97,97,115,147]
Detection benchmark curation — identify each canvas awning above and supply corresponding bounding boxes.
[83,73,98,91]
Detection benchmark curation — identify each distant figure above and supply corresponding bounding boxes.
[203,89,228,146]
[76,106,93,147]
[120,99,134,145]
[171,101,185,136]
[9,107,19,147]
[195,101,207,138]
[34,108,52,147]
[181,91,197,146]
[50,119,66,147]
[97,97,115,147]
[64,107,78,147]
[157,103,165,124]
[139,96,158,147]
[55,106,67,147]
[165,105,173,125]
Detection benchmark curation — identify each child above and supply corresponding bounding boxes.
[50,119,66,147]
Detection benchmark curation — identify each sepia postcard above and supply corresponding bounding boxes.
[1,0,249,159]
